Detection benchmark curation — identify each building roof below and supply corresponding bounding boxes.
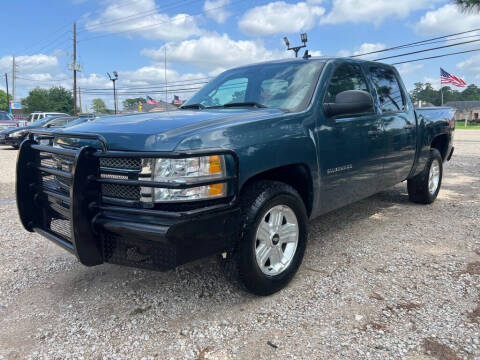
[142,101,178,112]
[444,101,480,111]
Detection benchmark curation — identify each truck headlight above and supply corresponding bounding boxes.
[144,155,227,202]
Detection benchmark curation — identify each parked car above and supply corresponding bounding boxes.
[35,116,96,145]
[16,58,454,295]
[0,111,20,131]
[27,112,69,123]
[0,114,68,148]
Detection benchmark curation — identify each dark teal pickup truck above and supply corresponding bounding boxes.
[17,57,454,295]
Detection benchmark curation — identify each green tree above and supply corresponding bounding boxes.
[48,86,74,114]
[0,89,12,111]
[91,98,108,113]
[21,88,50,114]
[453,0,480,12]
[409,82,480,106]
[122,97,146,111]
[21,86,73,115]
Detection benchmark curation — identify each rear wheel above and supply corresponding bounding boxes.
[407,149,443,204]
[228,181,308,296]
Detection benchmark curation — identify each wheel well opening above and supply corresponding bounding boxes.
[242,164,313,217]
[431,134,448,160]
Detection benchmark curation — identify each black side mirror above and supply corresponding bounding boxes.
[323,90,374,118]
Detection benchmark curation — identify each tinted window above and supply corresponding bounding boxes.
[324,63,368,103]
[370,67,405,112]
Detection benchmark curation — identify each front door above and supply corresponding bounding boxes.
[316,61,384,214]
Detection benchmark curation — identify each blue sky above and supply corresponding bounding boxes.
[1,0,480,110]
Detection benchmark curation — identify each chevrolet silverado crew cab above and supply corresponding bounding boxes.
[17,58,454,295]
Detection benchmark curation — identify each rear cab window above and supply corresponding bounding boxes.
[369,66,406,113]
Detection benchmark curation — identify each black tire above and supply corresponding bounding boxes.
[227,180,308,296]
[407,148,443,204]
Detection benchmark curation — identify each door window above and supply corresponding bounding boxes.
[324,63,369,103]
[370,67,405,113]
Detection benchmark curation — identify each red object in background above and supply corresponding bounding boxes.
[146,96,159,105]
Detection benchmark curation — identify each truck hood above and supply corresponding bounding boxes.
[53,108,284,151]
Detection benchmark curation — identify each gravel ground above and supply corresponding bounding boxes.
[0,131,479,360]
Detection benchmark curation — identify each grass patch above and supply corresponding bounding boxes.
[455,120,480,129]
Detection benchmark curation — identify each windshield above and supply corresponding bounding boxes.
[32,116,56,126]
[64,117,91,127]
[44,117,74,128]
[183,60,325,112]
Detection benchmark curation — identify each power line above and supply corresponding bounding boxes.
[79,0,201,33]
[82,86,203,95]
[14,21,72,56]
[352,27,480,58]
[391,47,480,65]
[373,38,480,61]
[78,0,254,42]
[81,77,211,91]
[15,76,70,84]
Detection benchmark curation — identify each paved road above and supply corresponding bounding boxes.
[0,131,479,359]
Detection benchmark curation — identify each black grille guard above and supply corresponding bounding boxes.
[17,130,239,266]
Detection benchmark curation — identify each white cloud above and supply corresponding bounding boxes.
[204,0,230,24]
[85,0,202,40]
[415,4,480,35]
[337,43,386,59]
[238,1,325,36]
[395,63,424,77]
[322,0,438,25]
[353,43,386,58]
[423,77,441,90]
[78,66,209,109]
[0,54,58,73]
[456,54,480,82]
[142,33,284,70]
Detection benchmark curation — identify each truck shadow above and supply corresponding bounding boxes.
[51,183,417,311]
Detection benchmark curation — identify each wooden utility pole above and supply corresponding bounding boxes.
[5,73,9,112]
[12,56,15,102]
[73,22,77,115]
[78,87,82,113]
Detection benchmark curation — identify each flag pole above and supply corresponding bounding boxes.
[441,86,444,106]
[164,46,167,111]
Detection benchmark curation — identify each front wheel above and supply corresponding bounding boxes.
[233,181,308,296]
[407,148,443,204]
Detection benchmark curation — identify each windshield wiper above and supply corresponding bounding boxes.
[220,102,267,109]
[180,103,205,110]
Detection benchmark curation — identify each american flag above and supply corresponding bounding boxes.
[440,68,466,88]
[173,95,182,105]
[146,96,159,105]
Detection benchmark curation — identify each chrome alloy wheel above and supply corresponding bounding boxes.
[428,159,440,195]
[254,204,299,276]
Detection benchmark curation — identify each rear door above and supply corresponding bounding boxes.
[316,61,384,213]
[368,65,416,187]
